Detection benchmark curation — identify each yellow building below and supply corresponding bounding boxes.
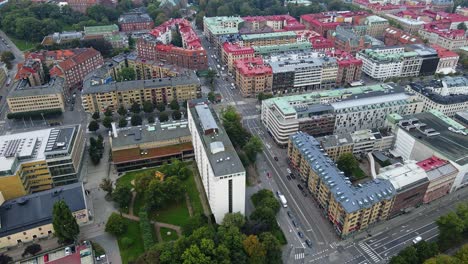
[7,77,65,114]
[234,57,273,97]
[0,183,88,249]
[0,125,85,200]
[126,56,179,80]
[241,32,297,47]
[288,132,396,238]
[317,133,354,161]
[82,73,201,113]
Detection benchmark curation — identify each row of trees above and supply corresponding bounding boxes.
[221,106,263,167]
[0,51,15,69]
[89,135,105,165]
[134,189,283,264]
[390,202,468,264]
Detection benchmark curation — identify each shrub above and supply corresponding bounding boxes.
[121,237,134,247]
[139,209,155,250]
[105,213,128,236]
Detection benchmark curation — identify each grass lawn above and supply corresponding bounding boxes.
[153,201,190,226]
[116,168,159,189]
[183,170,204,215]
[351,166,367,181]
[159,227,179,242]
[8,36,36,51]
[117,219,145,264]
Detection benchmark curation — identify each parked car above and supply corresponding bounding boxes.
[287,175,291,181]
[65,247,71,256]
[298,231,304,238]
[305,239,312,248]
[292,220,297,227]
[290,174,296,179]
[287,211,293,218]
[297,184,304,191]
[302,191,308,197]
[274,156,279,161]
[267,172,271,178]
[287,168,292,174]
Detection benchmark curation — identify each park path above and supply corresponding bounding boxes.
[129,192,137,216]
[185,193,194,217]
[119,212,182,243]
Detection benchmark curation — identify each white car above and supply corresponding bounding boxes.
[287,168,292,174]
[64,247,72,256]
[412,236,422,244]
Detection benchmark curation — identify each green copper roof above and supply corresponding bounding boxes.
[203,16,243,35]
[241,31,296,41]
[429,110,467,131]
[253,42,311,55]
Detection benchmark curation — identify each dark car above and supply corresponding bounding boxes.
[292,220,297,227]
[302,191,308,197]
[267,172,271,178]
[298,231,304,238]
[291,174,296,179]
[287,211,293,218]
[287,175,291,181]
[297,184,304,191]
[274,156,279,161]
[305,239,312,248]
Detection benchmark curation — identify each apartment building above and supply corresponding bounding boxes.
[261,83,422,145]
[187,99,246,223]
[110,120,194,172]
[390,110,468,190]
[418,26,468,50]
[234,57,273,97]
[203,16,244,44]
[383,27,423,46]
[326,50,363,86]
[318,133,354,161]
[241,15,305,33]
[125,54,179,80]
[0,125,85,200]
[50,48,104,89]
[24,49,88,67]
[240,32,298,47]
[222,43,255,73]
[7,77,65,114]
[118,11,154,32]
[266,52,338,94]
[15,59,45,87]
[300,11,369,36]
[383,14,425,34]
[357,46,423,81]
[417,156,458,203]
[377,161,429,217]
[363,15,389,38]
[253,42,312,56]
[328,26,374,55]
[431,45,459,74]
[408,77,468,117]
[137,19,208,70]
[0,183,88,249]
[288,133,395,238]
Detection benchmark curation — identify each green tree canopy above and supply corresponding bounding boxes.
[131,114,143,126]
[104,108,113,117]
[52,200,80,244]
[143,101,154,113]
[119,117,128,128]
[337,153,359,177]
[105,213,128,236]
[117,105,127,116]
[170,99,180,110]
[172,110,182,120]
[116,67,136,82]
[92,111,100,120]
[112,185,132,210]
[130,102,141,114]
[102,116,113,129]
[159,112,169,122]
[88,120,99,132]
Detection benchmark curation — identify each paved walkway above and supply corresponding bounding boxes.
[185,193,194,217]
[129,192,137,216]
[120,212,182,243]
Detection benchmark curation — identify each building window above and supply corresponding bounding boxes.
[228,179,233,213]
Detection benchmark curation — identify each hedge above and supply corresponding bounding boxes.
[7,109,63,120]
[139,209,155,250]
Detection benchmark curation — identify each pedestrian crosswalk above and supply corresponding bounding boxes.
[294,247,305,263]
[358,242,381,262]
[294,252,305,260]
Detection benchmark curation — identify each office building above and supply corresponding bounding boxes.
[266,52,338,94]
[261,83,422,145]
[454,110,468,127]
[408,77,468,117]
[288,132,395,238]
[417,156,458,203]
[203,16,244,44]
[363,15,389,38]
[253,42,312,56]
[376,161,429,217]
[234,57,273,97]
[41,31,83,47]
[390,110,468,190]
[110,120,194,172]
[81,71,201,113]
[119,11,154,32]
[431,45,459,74]
[7,77,65,114]
[50,48,104,89]
[0,125,85,200]
[187,99,246,223]
[300,11,369,36]
[0,183,88,249]
[383,14,425,34]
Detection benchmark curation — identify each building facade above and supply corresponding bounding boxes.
[118,11,154,32]
[288,133,395,238]
[363,15,389,38]
[187,99,246,223]
[233,57,273,97]
[418,27,468,50]
[222,43,255,73]
[417,156,458,204]
[110,120,194,172]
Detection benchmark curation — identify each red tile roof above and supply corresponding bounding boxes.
[234,57,272,77]
[431,44,459,58]
[58,48,100,71]
[222,42,255,55]
[416,156,448,171]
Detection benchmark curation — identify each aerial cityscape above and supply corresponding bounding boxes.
[0,0,467,263]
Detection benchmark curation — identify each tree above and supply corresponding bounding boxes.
[206,70,217,86]
[102,116,113,129]
[134,173,154,194]
[112,185,132,210]
[1,51,15,69]
[130,102,141,114]
[88,120,99,132]
[170,99,180,110]
[172,110,182,120]
[337,153,359,177]
[259,232,282,264]
[458,22,467,31]
[243,235,266,263]
[455,244,468,262]
[104,107,113,117]
[222,106,251,148]
[243,136,263,164]
[414,241,439,263]
[128,35,135,49]
[424,254,458,264]
[171,28,183,47]
[92,111,100,120]
[105,213,128,236]
[156,103,166,112]
[159,112,169,122]
[22,244,42,257]
[437,211,465,250]
[0,254,12,264]
[257,92,273,102]
[181,245,211,264]
[147,114,155,124]
[208,92,216,103]
[143,101,154,113]
[117,67,136,82]
[131,114,142,126]
[100,178,114,196]
[145,179,166,210]
[117,105,127,116]
[52,200,80,244]
[251,189,280,214]
[119,117,128,128]
[222,212,246,229]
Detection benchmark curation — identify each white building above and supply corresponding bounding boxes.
[351,129,395,154]
[390,110,468,191]
[187,99,246,223]
[357,46,422,81]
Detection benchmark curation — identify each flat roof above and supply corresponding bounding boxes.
[365,15,388,23]
[188,99,245,177]
[291,132,395,214]
[318,133,354,149]
[9,77,64,98]
[377,161,428,191]
[0,183,86,237]
[398,110,468,166]
[241,31,296,41]
[111,120,190,149]
[331,92,409,110]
